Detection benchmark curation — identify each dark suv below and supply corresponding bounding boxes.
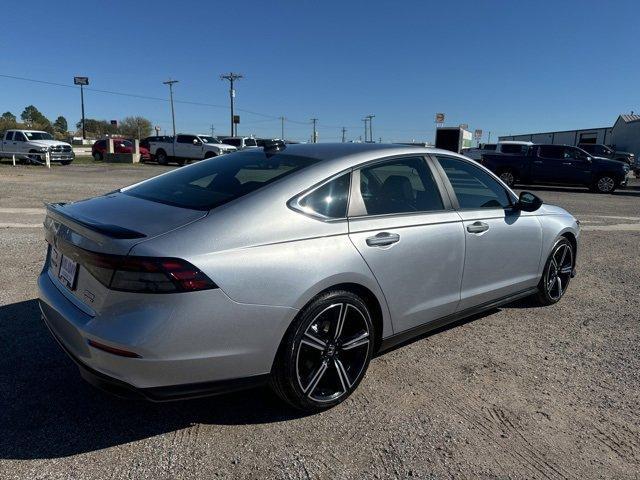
[578,144,635,166]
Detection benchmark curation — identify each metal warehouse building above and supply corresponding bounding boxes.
[499,114,640,157]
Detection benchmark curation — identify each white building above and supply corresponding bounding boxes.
[499,114,640,157]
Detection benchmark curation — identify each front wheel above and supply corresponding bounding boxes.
[156,150,168,165]
[271,291,374,412]
[93,151,103,161]
[592,175,617,193]
[533,237,574,306]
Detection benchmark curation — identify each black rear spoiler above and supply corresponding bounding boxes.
[45,203,146,239]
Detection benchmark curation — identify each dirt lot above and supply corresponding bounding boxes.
[1,162,639,479]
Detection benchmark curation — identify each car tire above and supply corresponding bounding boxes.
[271,290,374,412]
[498,169,516,187]
[27,150,41,164]
[533,237,573,306]
[93,151,103,161]
[204,152,217,159]
[156,150,168,165]
[592,175,617,193]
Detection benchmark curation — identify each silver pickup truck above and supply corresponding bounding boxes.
[149,134,236,165]
[0,129,74,164]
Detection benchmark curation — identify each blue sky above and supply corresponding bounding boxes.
[1,0,638,142]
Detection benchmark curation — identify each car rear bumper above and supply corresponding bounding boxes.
[38,269,295,398]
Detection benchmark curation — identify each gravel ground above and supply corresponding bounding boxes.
[0,162,639,479]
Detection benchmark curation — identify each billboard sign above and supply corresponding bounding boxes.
[73,76,89,86]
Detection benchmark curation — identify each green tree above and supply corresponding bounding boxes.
[2,111,16,123]
[119,116,153,139]
[20,105,49,127]
[53,116,68,134]
[77,118,117,137]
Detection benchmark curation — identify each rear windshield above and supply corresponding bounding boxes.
[123,150,320,210]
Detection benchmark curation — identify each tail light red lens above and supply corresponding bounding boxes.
[80,251,217,293]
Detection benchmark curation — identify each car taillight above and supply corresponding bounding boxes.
[81,251,217,293]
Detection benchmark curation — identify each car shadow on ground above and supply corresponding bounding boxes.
[0,299,306,460]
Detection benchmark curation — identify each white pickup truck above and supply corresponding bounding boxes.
[149,134,236,165]
[0,129,75,165]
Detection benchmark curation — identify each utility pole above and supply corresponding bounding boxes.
[220,72,243,136]
[279,116,285,140]
[210,125,215,137]
[311,118,318,143]
[366,114,375,143]
[341,127,347,143]
[162,79,179,138]
[362,117,369,142]
[73,76,89,140]
[488,131,492,142]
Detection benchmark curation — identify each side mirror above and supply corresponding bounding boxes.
[193,139,201,145]
[516,191,543,212]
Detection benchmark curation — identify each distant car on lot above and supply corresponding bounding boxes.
[481,144,629,193]
[39,143,579,412]
[578,143,635,166]
[91,139,151,162]
[140,136,173,151]
[0,129,74,165]
[220,136,259,149]
[149,134,236,165]
[461,143,497,160]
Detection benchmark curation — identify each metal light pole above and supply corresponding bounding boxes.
[73,76,89,140]
[163,79,178,138]
[311,118,318,143]
[362,117,369,142]
[367,114,375,143]
[341,127,347,143]
[280,116,285,140]
[220,72,243,136]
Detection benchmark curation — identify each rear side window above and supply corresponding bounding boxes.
[295,173,351,219]
[5,131,13,141]
[436,156,512,209]
[358,156,444,215]
[124,150,320,210]
[176,135,196,144]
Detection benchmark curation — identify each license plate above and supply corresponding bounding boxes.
[59,254,78,290]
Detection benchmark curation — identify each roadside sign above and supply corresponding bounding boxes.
[233,115,240,124]
[110,120,118,126]
[73,76,89,86]
[474,129,483,140]
[435,113,445,124]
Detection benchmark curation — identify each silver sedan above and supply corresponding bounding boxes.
[38,143,579,411]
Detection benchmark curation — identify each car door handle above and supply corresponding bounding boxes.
[562,162,572,165]
[366,232,400,247]
[467,221,489,234]
[533,160,543,164]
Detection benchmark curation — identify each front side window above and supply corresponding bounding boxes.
[357,156,443,215]
[295,173,351,219]
[436,156,512,209]
[244,138,257,147]
[124,150,320,210]
[13,132,25,142]
[24,131,53,140]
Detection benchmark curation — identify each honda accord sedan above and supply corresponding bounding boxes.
[39,143,579,411]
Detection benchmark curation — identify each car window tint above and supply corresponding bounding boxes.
[14,132,25,142]
[124,150,320,210]
[538,145,564,159]
[176,135,194,144]
[358,156,443,215]
[5,131,13,141]
[245,138,257,147]
[297,173,351,219]
[500,144,525,154]
[436,156,512,209]
[223,138,240,147]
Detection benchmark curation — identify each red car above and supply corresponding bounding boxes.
[91,139,151,161]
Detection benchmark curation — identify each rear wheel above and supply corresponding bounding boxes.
[27,150,41,164]
[204,151,217,159]
[498,169,515,187]
[271,290,374,412]
[156,150,168,165]
[93,151,103,161]
[592,175,616,193]
[533,238,573,306]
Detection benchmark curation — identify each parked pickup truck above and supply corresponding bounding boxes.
[481,144,629,193]
[0,129,74,165]
[149,134,236,165]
